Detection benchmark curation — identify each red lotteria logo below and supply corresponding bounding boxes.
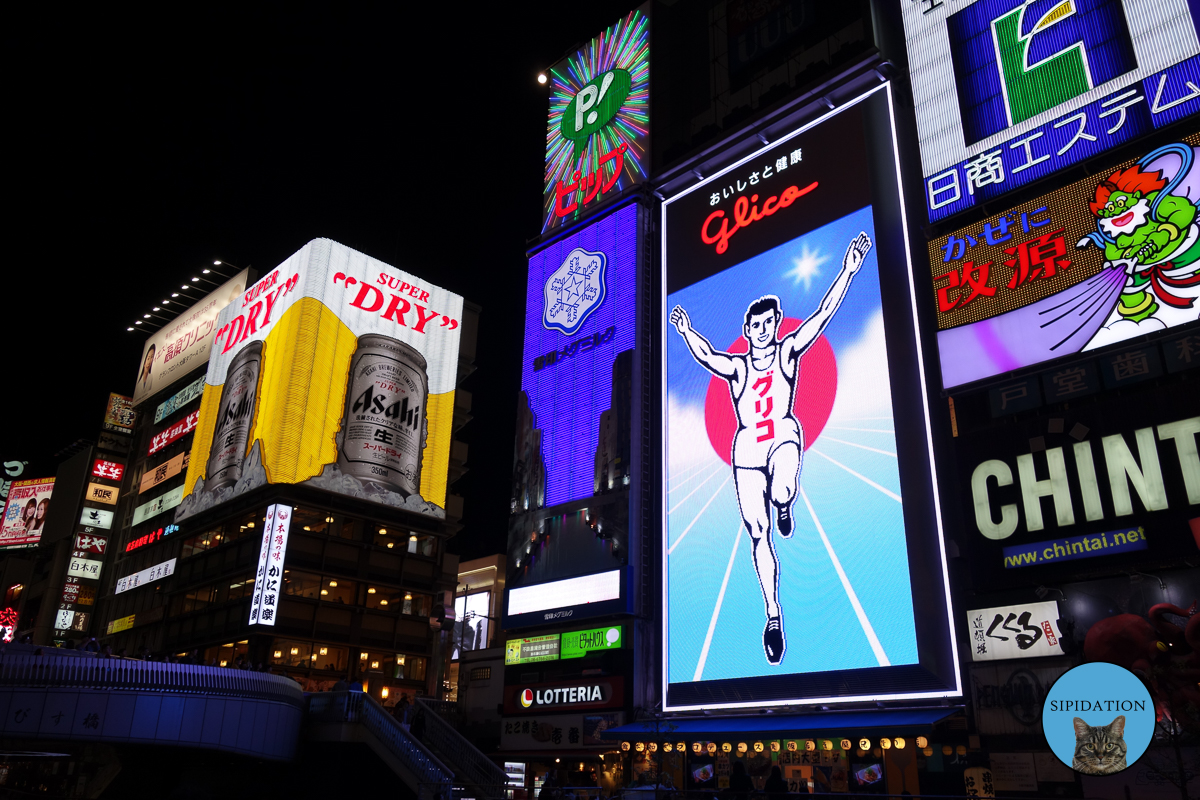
[520,689,534,708]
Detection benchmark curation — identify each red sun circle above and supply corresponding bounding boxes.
[703,318,837,466]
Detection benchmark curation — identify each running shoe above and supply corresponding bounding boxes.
[763,616,785,664]
[777,503,795,538]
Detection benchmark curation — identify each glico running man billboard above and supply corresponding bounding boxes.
[177,239,463,522]
[930,131,1200,388]
[662,85,958,710]
[903,0,1200,222]
[507,203,640,628]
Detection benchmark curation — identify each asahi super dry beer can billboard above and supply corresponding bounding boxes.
[178,238,464,521]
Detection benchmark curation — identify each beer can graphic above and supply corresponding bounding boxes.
[337,334,428,495]
[205,340,263,491]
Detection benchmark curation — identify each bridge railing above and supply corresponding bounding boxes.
[415,697,509,792]
[308,691,452,800]
[0,655,304,706]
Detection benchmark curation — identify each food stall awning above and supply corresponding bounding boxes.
[598,707,962,740]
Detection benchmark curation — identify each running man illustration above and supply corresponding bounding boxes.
[669,232,871,665]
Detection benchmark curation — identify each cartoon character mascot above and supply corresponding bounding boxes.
[1078,143,1200,321]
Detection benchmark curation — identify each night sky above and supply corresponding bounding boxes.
[5,2,637,560]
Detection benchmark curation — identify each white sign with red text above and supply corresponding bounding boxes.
[132,270,249,406]
[248,504,292,626]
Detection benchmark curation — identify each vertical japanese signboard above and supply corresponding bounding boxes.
[103,393,136,434]
[132,269,250,406]
[178,239,463,523]
[903,0,1200,222]
[661,85,958,710]
[542,5,649,234]
[0,478,54,550]
[249,504,291,626]
[929,132,1200,388]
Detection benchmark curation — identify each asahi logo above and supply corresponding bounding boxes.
[351,386,420,431]
[520,684,606,707]
[218,391,254,434]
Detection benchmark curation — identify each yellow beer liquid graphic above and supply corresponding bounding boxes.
[184,296,454,509]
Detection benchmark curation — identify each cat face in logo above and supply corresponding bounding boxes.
[1072,716,1127,775]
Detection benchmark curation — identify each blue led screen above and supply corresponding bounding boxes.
[519,204,638,508]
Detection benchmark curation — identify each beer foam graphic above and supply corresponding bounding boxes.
[179,295,454,521]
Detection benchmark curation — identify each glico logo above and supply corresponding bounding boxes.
[948,0,1136,144]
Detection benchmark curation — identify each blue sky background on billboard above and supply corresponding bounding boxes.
[522,205,637,507]
[666,205,918,684]
[903,0,1200,222]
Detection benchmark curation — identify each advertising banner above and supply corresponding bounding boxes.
[85,483,119,505]
[957,403,1200,589]
[131,486,184,525]
[930,131,1200,388]
[178,240,464,522]
[505,634,561,665]
[562,624,622,659]
[0,477,53,549]
[148,411,199,455]
[154,376,206,423]
[504,676,624,714]
[661,85,957,710]
[78,507,113,530]
[107,614,135,634]
[248,504,291,625]
[139,452,189,494]
[541,6,648,234]
[103,393,136,434]
[114,558,176,594]
[132,270,250,406]
[73,533,107,554]
[67,556,102,581]
[902,0,1200,222]
[507,204,639,628]
[91,459,125,482]
[967,601,1064,662]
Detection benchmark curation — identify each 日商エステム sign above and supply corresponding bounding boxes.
[902,0,1200,222]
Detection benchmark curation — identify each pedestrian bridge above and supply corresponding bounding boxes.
[0,649,303,760]
[0,647,504,800]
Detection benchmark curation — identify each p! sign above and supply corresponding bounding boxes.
[561,69,632,160]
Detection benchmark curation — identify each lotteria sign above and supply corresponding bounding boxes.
[505,677,623,714]
[520,685,605,707]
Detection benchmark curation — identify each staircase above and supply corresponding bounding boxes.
[413,697,509,799]
[306,691,452,800]
[304,693,507,800]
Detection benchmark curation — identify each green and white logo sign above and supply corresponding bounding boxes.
[560,69,632,160]
[561,625,622,659]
